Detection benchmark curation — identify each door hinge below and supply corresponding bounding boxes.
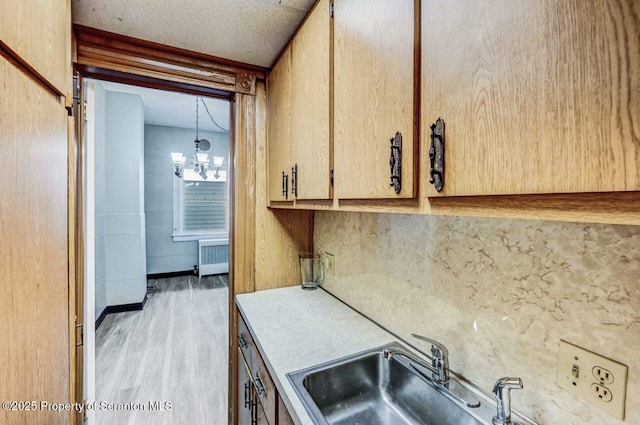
[68,73,81,117]
[330,169,334,186]
[72,73,80,105]
[75,322,84,347]
[329,2,334,17]
[83,100,88,122]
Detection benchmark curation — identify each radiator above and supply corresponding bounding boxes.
[198,238,229,277]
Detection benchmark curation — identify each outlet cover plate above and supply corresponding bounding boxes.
[324,252,335,275]
[557,340,628,420]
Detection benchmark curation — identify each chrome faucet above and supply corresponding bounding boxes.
[412,333,449,383]
[382,337,480,409]
[492,377,523,425]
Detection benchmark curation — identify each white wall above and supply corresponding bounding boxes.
[144,124,229,274]
[103,91,147,306]
[94,82,107,319]
[83,81,99,423]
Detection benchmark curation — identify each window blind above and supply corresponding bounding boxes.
[183,181,228,232]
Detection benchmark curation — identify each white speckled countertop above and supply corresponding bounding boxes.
[235,286,398,425]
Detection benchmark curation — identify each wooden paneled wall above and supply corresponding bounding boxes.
[0,57,70,425]
[229,80,313,425]
[0,0,71,97]
[0,1,72,424]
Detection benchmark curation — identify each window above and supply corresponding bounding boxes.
[172,168,228,241]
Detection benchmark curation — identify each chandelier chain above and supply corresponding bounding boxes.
[200,97,229,133]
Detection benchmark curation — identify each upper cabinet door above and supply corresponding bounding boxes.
[291,0,332,200]
[267,47,294,202]
[423,0,640,197]
[334,0,419,199]
[0,0,71,97]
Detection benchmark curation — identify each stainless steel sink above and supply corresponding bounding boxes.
[287,342,497,425]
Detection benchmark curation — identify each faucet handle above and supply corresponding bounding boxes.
[411,333,449,358]
[492,377,523,425]
[411,334,449,383]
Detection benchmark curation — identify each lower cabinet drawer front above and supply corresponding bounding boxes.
[247,344,276,424]
[239,312,277,425]
[238,311,257,365]
[250,359,277,425]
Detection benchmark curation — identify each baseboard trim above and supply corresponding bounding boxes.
[95,309,108,330]
[147,270,194,279]
[95,293,148,330]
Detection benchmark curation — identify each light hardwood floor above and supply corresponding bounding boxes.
[95,275,229,425]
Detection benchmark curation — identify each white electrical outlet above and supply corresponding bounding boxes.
[324,252,335,275]
[593,366,614,385]
[557,340,628,420]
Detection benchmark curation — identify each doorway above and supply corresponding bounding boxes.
[82,78,231,425]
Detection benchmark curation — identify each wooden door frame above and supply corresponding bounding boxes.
[71,25,266,425]
[69,70,83,425]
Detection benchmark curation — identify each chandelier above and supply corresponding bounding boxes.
[171,96,225,180]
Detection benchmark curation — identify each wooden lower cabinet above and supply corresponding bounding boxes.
[237,309,295,425]
[238,350,271,425]
[277,396,295,425]
[255,402,269,425]
[237,351,253,425]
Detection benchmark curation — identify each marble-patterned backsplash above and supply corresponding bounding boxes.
[314,211,640,425]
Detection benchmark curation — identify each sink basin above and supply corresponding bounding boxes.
[287,343,493,425]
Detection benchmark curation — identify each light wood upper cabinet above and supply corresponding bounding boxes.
[0,0,71,97]
[267,47,294,202]
[291,0,332,200]
[268,0,332,202]
[334,0,418,199]
[423,0,640,197]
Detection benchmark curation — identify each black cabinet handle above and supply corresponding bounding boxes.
[282,172,289,199]
[244,381,250,408]
[389,132,402,194]
[429,118,445,192]
[251,399,258,425]
[291,164,298,197]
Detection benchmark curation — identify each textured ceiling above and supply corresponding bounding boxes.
[72,0,317,67]
[98,80,231,132]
